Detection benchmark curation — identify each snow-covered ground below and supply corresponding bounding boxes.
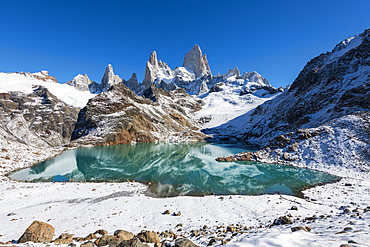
[1,126,370,246]
[0,69,369,246]
[0,72,96,108]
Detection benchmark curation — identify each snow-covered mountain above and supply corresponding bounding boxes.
[139,44,279,98]
[70,83,206,146]
[231,28,370,144]
[0,86,79,147]
[0,72,96,108]
[212,28,370,174]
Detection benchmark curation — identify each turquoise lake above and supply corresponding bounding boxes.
[9,142,339,197]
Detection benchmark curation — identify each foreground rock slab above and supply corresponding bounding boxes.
[17,221,55,243]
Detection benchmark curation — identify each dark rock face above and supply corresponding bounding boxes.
[18,221,55,243]
[0,86,79,147]
[240,28,370,143]
[71,83,205,146]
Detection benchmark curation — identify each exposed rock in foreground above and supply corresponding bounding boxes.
[18,221,55,243]
[70,83,206,146]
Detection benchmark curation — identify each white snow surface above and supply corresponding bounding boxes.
[1,111,370,246]
[0,72,96,108]
[195,80,280,129]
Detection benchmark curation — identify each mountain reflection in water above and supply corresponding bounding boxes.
[10,142,339,197]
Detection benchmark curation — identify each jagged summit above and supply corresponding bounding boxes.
[225,67,241,78]
[142,51,159,89]
[290,28,370,92]
[183,44,212,78]
[67,74,95,92]
[124,72,140,93]
[101,64,122,92]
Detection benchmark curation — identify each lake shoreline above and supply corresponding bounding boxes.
[1,138,370,246]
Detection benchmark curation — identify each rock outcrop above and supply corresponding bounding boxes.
[238,28,370,143]
[142,51,159,89]
[124,72,140,93]
[225,67,241,78]
[0,86,79,147]
[67,73,101,93]
[18,221,55,243]
[70,83,205,146]
[26,71,58,83]
[101,64,122,92]
[183,44,212,78]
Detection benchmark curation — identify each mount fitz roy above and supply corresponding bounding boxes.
[1,29,370,247]
[0,29,369,173]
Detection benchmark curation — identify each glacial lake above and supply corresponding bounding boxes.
[10,142,339,197]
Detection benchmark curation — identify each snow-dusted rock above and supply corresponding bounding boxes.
[101,64,122,92]
[225,67,241,79]
[26,70,58,83]
[123,72,140,93]
[222,28,370,145]
[70,83,206,146]
[142,51,159,89]
[182,44,212,78]
[142,51,175,90]
[0,86,79,147]
[67,73,101,93]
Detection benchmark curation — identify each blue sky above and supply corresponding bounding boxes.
[1,0,369,87]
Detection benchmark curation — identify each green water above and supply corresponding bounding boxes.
[10,142,339,197]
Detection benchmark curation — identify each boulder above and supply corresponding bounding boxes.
[84,233,97,240]
[114,230,135,240]
[136,230,160,243]
[54,233,74,244]
[174,238,199,247]
[94,229,108,236]
[17,221,55,243]
[273,216,293,225]
[291,226,308,232]
[130,238,149,247]
[80,241,95,247]
[96,235,119,247]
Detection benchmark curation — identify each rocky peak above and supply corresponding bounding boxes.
[17,71,58,83]
[124,72,140,93]
[243,71,270,85]
[67,73,101,93]
[71,83,205,146]
[128,72,138,84]
[225,67,241,78]
[67,74,92,91]
[238,29,370,143]
[101,64,122,92]
[289,28,370,92]
[183,44,212,78]
[148,51,159,68]
[0,86,79,147]
[142,51,160,89]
